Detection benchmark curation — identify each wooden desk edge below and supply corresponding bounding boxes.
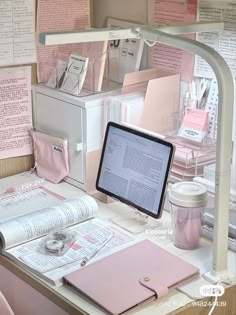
[1,255,235,315]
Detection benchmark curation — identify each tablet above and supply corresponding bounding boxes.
[96,122,174,219]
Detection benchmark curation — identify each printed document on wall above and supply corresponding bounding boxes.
[0,0,36,66]
[195,0,236,79]
[0,67,32,159]
[148,0,198,81]
[36,0,90,83]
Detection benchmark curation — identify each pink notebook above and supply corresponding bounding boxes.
[64,240,199,315]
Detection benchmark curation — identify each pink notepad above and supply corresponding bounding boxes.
[64,240,199,315]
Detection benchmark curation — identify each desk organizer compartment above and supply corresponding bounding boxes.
[165,133,216,182]
[104,67,181,134]
[104,86,146,127]
[171,164,204,181]
[44,42,109,96]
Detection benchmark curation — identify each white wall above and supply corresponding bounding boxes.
[93,0,148,27]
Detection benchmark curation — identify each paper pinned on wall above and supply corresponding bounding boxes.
[106,18,144,84]
[0,67,33,160]
[0,0,36,66]
[148,0,198,82]
[36,0,90,83]
[195,0,236,80]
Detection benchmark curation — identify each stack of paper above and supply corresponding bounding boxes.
[106,92,145,126]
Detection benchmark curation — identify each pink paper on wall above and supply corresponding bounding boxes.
[0,67,32,159]
[36,0,90,82]
[148,0,198,81]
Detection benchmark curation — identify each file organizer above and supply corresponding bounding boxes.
[45,41,108,95]
[104,68,180,134]
[165,129,216,182]
[123,68,181,134]
[104,91,146,127]
[64,240,199,315]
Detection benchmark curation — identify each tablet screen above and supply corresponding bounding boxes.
[96,122,174,218]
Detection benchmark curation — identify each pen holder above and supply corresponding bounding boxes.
[168,182,208,249]
[182,97,198,110]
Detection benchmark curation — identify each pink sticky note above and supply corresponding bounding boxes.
[183,108,208,131]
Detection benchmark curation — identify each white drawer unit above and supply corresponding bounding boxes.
[32,84,115,190]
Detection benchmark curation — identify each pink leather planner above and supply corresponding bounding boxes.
[64,240,199,315]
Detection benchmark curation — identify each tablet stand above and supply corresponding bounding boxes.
[109,208,162,234]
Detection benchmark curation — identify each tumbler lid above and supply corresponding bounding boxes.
[168,181,208,207]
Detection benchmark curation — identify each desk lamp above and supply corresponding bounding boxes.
[40,22,234,283]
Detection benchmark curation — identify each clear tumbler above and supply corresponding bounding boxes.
[168,182,208,250]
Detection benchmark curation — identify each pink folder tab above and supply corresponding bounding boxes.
[123,67,176,86]
[64,240,199,315]
[183,108,208,131]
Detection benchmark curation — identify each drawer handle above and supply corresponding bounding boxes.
[75,142,83,152]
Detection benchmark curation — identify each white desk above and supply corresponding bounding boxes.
[0,174,236,315]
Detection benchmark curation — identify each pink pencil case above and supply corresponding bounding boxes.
[32,130,69,184]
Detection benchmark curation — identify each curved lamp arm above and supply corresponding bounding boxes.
[136,28,234,280]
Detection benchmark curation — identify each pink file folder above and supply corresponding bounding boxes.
[64,240,199,315]
[123,68,180,134]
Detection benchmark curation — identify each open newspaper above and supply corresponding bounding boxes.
[0,195,134,285]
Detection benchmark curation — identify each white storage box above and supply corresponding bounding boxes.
[32,84,116,191]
